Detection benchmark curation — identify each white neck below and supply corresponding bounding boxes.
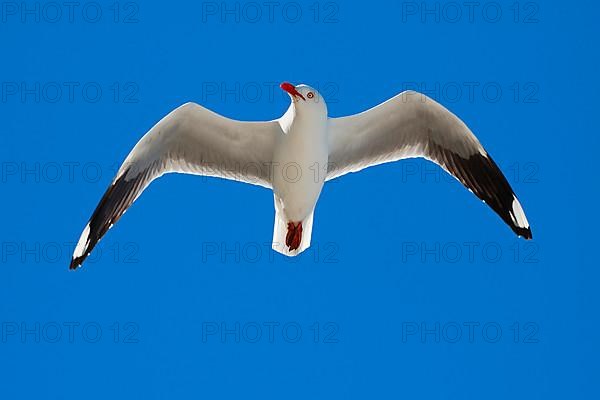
[278,102,327,136]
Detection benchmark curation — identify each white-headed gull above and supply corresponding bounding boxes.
[70,82,532,269]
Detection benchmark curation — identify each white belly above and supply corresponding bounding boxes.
[272,128,328,222]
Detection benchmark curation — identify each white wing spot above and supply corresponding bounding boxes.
[511,197,529,228]
[73,223,90,259]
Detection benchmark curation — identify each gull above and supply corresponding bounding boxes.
[70,82,532,269]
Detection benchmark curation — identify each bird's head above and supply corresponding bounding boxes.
[280,82,327,117]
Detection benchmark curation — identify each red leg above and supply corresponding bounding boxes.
[286,221,303,251]
[286,222,295,248]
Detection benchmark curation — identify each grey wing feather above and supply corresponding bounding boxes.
[71,102,280,269]
[327,91,532,239]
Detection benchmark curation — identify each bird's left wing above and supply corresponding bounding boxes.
[327,91,532,239]
[70,102,281,269]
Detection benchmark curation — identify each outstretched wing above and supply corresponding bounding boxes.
[71,102,280,269]
[327,91,532,239]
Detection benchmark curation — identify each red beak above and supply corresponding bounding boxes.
[280,82,305,101]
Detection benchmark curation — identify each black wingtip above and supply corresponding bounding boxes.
[69,168,144,271]
[516,226,533,240]
[69,257,82,270]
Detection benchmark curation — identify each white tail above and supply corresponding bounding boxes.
[272,204,314,257]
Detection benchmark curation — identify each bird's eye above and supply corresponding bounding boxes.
[307,92,314,99]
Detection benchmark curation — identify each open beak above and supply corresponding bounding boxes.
[280,82,305,101]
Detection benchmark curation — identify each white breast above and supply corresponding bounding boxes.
[272,110,328,222]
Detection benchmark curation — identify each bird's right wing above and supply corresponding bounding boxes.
[327,91,532,239]
[71,102,280,269]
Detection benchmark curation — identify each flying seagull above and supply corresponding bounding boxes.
[70,82,532,269]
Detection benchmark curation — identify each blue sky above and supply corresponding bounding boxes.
[1,0,598,398]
